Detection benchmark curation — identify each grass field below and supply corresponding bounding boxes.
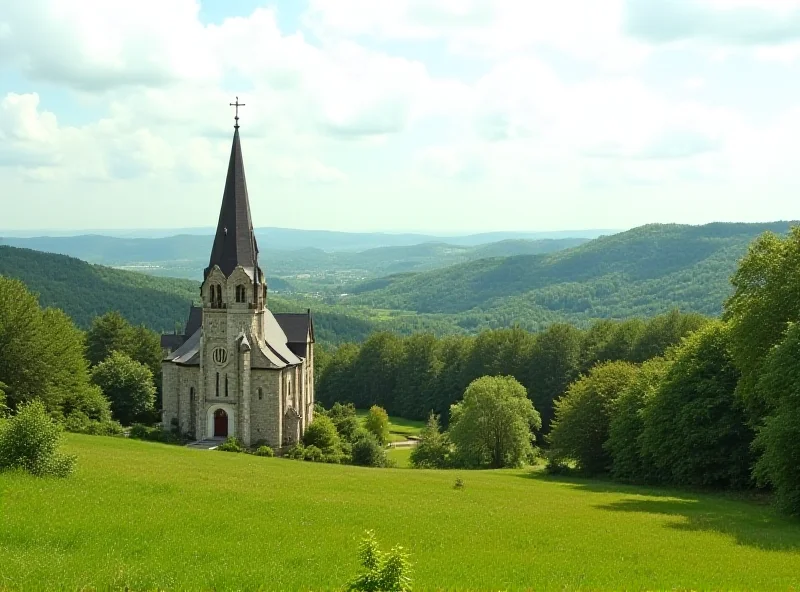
[386,446,413,468]
[2,435,800,591]
[356,410,425,443]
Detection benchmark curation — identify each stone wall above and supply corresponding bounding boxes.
[250,370,281,447]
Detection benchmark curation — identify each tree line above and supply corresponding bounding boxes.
[0,275,163,433]
[316,309,709,434]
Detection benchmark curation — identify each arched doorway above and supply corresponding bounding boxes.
[213,408,228,438]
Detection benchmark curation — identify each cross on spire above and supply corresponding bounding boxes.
[229,96,245,129]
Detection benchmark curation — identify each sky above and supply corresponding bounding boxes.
[1,0,800,234]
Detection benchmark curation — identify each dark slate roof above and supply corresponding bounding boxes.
[274,311,314,344]
[204,128,260,279]
[274,311,314,358]
[161,334,185,351]
[185,306,202,337]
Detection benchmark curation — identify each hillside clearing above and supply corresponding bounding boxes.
[1,435,799,591]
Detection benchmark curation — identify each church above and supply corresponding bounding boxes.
[160,109,315,448]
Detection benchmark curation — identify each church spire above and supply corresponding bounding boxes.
[204,120,259,280]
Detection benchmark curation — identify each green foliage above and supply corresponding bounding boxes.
[303,445,323,462]
[348,530,412,592]
[303,415,341,451]
[91,351,156,426]
[605,358,670,482]
[217,437,243,453]
[725,227,800,422]
[327,402,361,442]
[285,442,305,460]
[0,400,76,477]
[364,405,390,445]
[0,276,104,420]
[63,412,124,437]
[639,323,752,488]
[751,323,800,515]
[128,424,180,444]
[410,414,451,469]
[449,376,541,469]
[351,433,387,468]
[254,445,274,457]
[548,361,639,474]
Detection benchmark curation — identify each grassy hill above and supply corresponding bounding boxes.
[2,435,799,590]
[346,222,796,322]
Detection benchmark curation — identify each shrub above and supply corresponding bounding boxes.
[364,406,390,445]
[286,443,306,460]
[0,400,76,477]
[63,411,124,437]
[351,433,387,467]
[217,436,243,453]
[410,413,451,469]
[303,415,341,451]
[128,423,179,444]
[348,530,412,592]
[303,445,323,462]
[91,351,156,426]
[254,445,274,457]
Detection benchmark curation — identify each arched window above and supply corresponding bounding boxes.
[215,372,220,397]
[225,374,229,398]
[258,387,263,401]
[216,285,223,308]
[235,285,247,303]
[189,387,195,401]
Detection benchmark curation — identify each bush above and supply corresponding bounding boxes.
[348,530,412,592]
[91,351,156,426]
[0,400,76,477]
[351,433,387,467]
[286,443,306,460]
[303,416,341,451]
[410,413,451,469]
[364,406,390,445]
[128,423,180,444]
[63,411,124,437]
[254,445,274,457]
[303,444,323,462]
[217,436,243,453]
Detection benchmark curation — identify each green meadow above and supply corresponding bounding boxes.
[2,435,800,591]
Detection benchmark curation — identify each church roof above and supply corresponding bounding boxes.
[273,311,314,358]
[204,127,259,280]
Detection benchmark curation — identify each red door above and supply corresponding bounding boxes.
[214,409,228,438]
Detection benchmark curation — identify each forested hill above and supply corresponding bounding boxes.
[0,246,377,342]
[346,222,797,320]
[0,245,198,330]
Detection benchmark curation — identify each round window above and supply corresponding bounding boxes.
[212,347,228,365]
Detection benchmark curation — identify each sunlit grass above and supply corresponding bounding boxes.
[2,435,800,591]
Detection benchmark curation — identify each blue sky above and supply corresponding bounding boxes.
[1,0,799,233]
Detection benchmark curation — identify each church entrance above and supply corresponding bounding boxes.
[213,409,228,438]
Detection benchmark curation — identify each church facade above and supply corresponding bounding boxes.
[160,121,314,447]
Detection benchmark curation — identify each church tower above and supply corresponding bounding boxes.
[160,107,315,448]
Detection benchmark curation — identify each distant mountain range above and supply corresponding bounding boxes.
[0,233,590,283]
[1,221,795,342]
[0,226,615,251]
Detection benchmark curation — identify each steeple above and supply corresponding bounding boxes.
[204,125,260,279]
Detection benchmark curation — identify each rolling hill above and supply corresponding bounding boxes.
[0,234,588,283]
[345,222,796,322]
[0,246,377,342]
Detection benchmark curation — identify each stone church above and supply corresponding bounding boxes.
[160,117,315,448]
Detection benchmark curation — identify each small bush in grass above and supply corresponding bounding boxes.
[0,400,76,477]
[129,423,180,444]
[254,445,274,457]
[348,530,412,592]
[303,415,341,450]
[351,433,387,468]
[217,437,243,453]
